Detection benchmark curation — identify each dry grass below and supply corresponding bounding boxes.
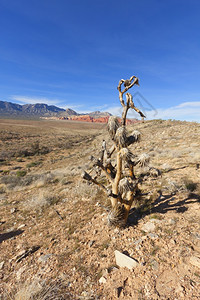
[22,189,59,212]
[1,118,200,299]
[3,278,72,300]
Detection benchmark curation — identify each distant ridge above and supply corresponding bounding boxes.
[0,101,65,118]
[0,100,111,120]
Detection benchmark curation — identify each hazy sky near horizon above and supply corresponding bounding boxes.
[1,0,200,121]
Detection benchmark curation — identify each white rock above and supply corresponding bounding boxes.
[148,233,158,239]
[88,240,95,247]
[99,276,106,284]
[190,256,200,268]
[114,250,138,269]
[16,266,26,280]
[0,261,5,270]
[38,254,52,263]
[142,221,156,233]
[17,224,26,229]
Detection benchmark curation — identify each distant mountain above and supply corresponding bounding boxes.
[0,101,22,115]
[88,111,112,118]
[0,100,111,119]
[59,108,78,117]
[22,103,65,115]
[0,101,66,118]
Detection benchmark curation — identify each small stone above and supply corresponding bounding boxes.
[81,291,89,297]
[190,256,200,268]
[102,269,109,277]
[88,240,95,247]
[38,254,52,263]
[17,224,26,229]
[168,218,176,225]
[99,276,106,284]
[16,266,26,280]
[194,233,200,240]
[175,284,184,293]
[148,233,158,239]
[0,261,5,270]
[150,259,159,270]
[10,208,16,214]
[134,238,143,245]
[142,222,156,233]
[136,244,141,251]
[114,250,138,270]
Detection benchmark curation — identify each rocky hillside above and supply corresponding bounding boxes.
[0,101,112,121]
[0,101,66,118]
[0,119,200,299]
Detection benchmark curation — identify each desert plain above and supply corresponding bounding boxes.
[0,118,200,299]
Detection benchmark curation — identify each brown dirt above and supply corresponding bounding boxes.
[0,118,200,299]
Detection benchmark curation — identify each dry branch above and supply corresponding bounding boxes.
[82,75,159,227]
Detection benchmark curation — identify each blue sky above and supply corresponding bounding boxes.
[1,0,200,121]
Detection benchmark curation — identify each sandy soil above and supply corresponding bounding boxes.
[0,119,200,299]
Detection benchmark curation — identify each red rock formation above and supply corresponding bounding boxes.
[59,114,140,124]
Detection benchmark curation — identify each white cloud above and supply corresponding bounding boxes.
[106,106,123,116]
[11,95,62,106]
[146,101,200,122]
[63,104,84,110]
[107,101,200,122]
[177,101,200,108]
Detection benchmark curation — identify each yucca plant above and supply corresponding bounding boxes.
[82,75,158,227]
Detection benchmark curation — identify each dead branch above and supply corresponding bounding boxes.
[82,75,159,227]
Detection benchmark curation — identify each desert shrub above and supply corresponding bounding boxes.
[16,170,27,177]
[39,146,50,155]
[0,150,14,161]
[0,172,56,189]
[183,178,197,192]
[26,161,42,168]
[1,175,21,188]
[0,184,6,194]
[15,149,31,158]
[22,190,59,211]
[2,170,10,175]
[16,158,24,162]
[3,278,72,300]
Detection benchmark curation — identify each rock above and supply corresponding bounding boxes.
[134,238,143,245]
[194,233,200,240]
[114,250,138,269]
[88,240,95,247]
[150,259,159,270]
[142,221,156,233]
[16,266,26,280]
[136,244,141,251]
[175,284,184,293]
[0,261,5,270]
[167,218,176,225]
[148,233,158,239]
[15,246,40,262]
[38,254,52,263]
[99,276,106,284]
[162,163,170,170]
[10,208,17,214]
[190,256,200,268]
[134,238,144,250]
[17,224,26,229]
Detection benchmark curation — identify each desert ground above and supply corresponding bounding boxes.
[0,118,200,299]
